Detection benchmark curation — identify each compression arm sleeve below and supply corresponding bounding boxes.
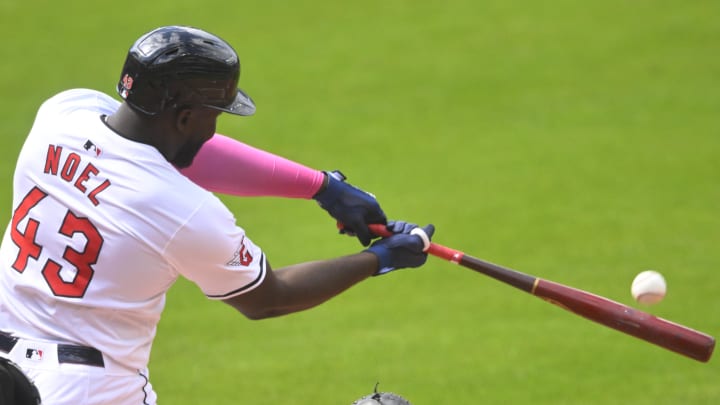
[180,133,326,198]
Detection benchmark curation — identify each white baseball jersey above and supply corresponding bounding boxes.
[0,89,267,371]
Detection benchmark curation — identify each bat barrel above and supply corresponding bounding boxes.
[534,279,715,362]
[455,253,715,362]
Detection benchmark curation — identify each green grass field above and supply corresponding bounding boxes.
[1,0,718,403]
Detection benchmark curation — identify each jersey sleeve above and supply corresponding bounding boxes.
[164,195,267,300]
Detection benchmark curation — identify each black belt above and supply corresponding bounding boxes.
[0,331,104,368]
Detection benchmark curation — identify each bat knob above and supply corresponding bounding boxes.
[410,227,431,251]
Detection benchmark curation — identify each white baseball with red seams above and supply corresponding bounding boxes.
[631,270,667,305]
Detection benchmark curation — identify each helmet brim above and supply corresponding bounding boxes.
[205,88,256,116]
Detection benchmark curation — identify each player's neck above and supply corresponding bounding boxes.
[105,104,177,159]
[106,104,158,143]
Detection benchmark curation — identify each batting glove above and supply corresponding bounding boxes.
[365,220,435,275]
[313,170,387,246]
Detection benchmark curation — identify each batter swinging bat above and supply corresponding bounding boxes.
[367,224,715,363]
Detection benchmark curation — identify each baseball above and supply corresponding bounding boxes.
[631,270,667,305]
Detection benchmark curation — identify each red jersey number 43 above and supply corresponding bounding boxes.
[10,186,104,298]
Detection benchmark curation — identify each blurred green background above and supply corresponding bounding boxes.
[1,0,718,403]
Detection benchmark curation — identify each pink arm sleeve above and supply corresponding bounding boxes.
[180,133,326,198]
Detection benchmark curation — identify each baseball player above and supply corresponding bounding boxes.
[0,26,434,404]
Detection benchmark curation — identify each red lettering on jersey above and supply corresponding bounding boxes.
[61,153,81,181]
[43,144,111,206]
[74,164,99,193]
[10,186,105,298]
[10,187,47,272]
[44,145,62,175]
[88,180,111,206]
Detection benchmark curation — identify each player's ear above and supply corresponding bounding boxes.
[174,107,194,134]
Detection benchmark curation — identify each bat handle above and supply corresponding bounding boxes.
[367,224,465,263]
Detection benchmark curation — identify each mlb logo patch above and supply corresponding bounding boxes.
[25,348,44,361]
[83,140,102,157]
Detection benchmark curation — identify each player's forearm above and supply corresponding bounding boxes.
[180,133,326,198]
[258,253,379,317]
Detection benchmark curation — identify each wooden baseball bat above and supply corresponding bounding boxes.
[367,224,715,362]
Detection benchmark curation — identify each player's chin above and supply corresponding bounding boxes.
[171,142,204,168]
[172,156,195,169]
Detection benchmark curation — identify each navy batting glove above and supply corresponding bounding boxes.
[365,221,435,275]
[313,170,387,247]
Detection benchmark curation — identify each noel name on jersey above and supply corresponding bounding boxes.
[43,144,111,206]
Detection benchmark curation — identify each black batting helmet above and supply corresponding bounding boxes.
[116,25,255,116]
